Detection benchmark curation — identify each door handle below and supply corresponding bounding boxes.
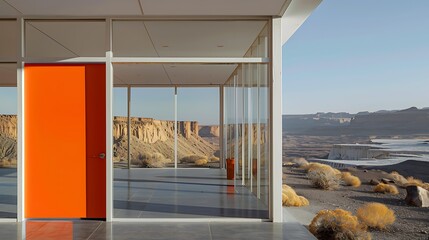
[99,153,106,159]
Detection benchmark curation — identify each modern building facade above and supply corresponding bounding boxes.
[0,0,321,223]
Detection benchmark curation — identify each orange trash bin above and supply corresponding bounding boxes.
[226,158,235,180]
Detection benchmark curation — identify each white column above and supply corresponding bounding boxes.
[17,17,25,222]
[271,17,283,223]
[127,85,131,169]
[219,85,224,169]
[174,87,178,168]
[106,51,113,222]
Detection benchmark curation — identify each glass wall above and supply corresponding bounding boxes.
[112,87,128,168]
[177,87,219,168]
[130,88,175,168]
[0,63,18,218]
[224,62,270,209]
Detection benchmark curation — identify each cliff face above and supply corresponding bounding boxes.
[0,115,17,140]
[0,115,17,163]
[112,117,217,163]
[113,117,199,143]
[199,125,220,138]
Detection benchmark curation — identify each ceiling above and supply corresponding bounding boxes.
[113,21,267,57]
[0,63,17,86]
[0,0,288,17]
[113,64,238,86]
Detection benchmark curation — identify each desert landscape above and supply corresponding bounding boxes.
[0,114,220,169]
[282,107,429,240]
[113,116,220,168]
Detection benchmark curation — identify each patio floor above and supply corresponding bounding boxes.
[0,220,316,240]
[114,168,269,219]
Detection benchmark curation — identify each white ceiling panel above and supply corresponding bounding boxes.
[113,21,158,57]
[140,0,287,16]
[113,63,237,86]
[113,64,170,85]
[25,21,105,57]
[165,64,237,85]
[144,21,267,57]
[0,0,21,16]
[0,20,18,60]
[6,0,142,16]
[0,63,17,86]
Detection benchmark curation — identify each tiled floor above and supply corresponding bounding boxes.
[0,221,316,240]
[114,168,269,219]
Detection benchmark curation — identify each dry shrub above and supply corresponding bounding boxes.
[342,172,362,187]
[308,164,341,190]
[303,162,341,175]
[388,171,408,187]
[291,157,309,167]
[309,209,371,240]
[282,184,309,207]
[133,152,170,168]
[357,203,395,230]
[0,160,11,168]
[180,155,208,164]
[373,183,399,195]
[388,172,429,191]
[144,153,170,168]
[209,156,220,162]
[195,158,208,166]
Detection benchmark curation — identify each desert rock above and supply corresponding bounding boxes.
[405,185,429,207]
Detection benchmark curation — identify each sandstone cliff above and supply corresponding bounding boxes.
[0,115,17,164]
[0,115,17,140]
[112,117,218,164]
[199,125,220,138]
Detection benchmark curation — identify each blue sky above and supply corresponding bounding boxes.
[1,1,429,120]
[283,0,429,114]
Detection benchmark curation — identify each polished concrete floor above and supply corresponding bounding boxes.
[114,168,269,218]
[0,221,316,240]
[0,168,17,218]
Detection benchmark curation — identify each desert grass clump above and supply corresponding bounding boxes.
[180,155,208,164]
[309,209,371,240]
[308,166,341,190]
[291,157,309,167]
[388,171,408,187]
[373,183,399,195]
[145,153,170,168]
[342,172,362,187]
[303,162,341,175]
[194,158,208,166]
[282,184,309,207]
[357,203,396,230]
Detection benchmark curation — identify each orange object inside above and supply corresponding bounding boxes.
[25,64,105,218]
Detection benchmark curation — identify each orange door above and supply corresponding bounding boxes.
[25,64,105,219]
[85,65,106,218]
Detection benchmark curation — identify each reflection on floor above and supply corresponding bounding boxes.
[114,169,269,218]
[0,168,17,218]
[0,220,317,240]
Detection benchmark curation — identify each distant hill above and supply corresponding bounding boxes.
[283,107,429,136]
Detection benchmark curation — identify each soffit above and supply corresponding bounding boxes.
[2,0,287,17]
[113,21,267,57]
